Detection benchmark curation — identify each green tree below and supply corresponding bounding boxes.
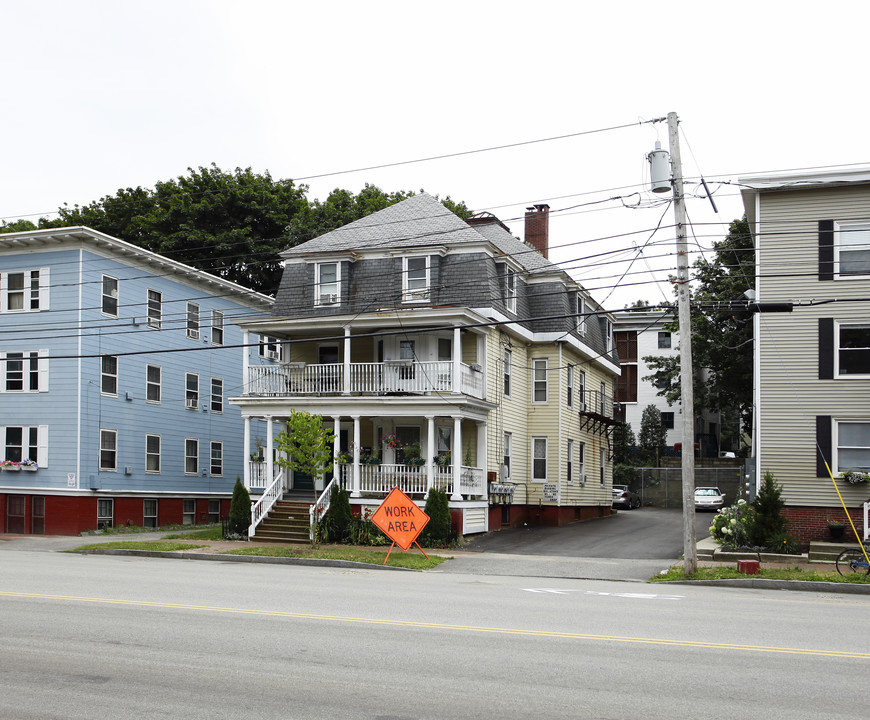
[228,477,252,536]
[322,483,353,543]
[420,488,452,547]
[643,216,755,438]
[749,470,788,546]
[275,411,335,499]
[612,422,636,465]
[638,405,666,465]
[0,219,38,233]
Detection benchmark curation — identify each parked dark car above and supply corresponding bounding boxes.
[612,485,641,510]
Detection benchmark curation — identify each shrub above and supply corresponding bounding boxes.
[709,500,757,549]
[323,484,353,543]
[613,463,638,488]
[348,507,389,546]
[749,471,788,546]
[420,488,451,547]
[228,478,252,536]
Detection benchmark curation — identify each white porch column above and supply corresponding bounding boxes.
[243,416,251,490]
[453,325,461,393]
[265,416,274,488]
[242,330,250,394]
[333,416,341,487]
[343,325,352,394]
[477,332,486,397]
[451,415,463,501]
[351,416,361,497]
[426,415,436,496]
[477,420,487,499]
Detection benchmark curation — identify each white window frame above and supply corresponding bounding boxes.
[182,499,196,525]
[143,499,158,528]
[102,275,119,317]
[315,262,340,306]
[834,420,870,473]
[210,441,223,477]
[101,355,118,396]
[599,446,606,485]
[532,358,548,404]
[578,370,586,411]
[1,350,47,393]
[185,438,199,475]
[578,442,586,484]
[212,310,224,345]
[504,266,517,313]
[210,377,223,413]
[835,220,870,279]
[185,372,199,409]
[503,349,511,397]
[147,289,162,329]
[146,364,161,403]
[259,335,280,361]
[532,437,547,482]
[835,321,870,378]
[403,256,430,303]
[503,432,512,480]
[97,498,114,530]
[566,365,574,409]
[576,294,586,335]
[100,429,117,472]
[146,434,161,473]
[186,302,200,339]
[0,268,47,313]
[567,439,574,484]
[2,425,46,466]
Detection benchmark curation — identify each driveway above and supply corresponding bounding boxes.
[464,508,712,560]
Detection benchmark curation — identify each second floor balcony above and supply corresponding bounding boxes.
[245,360,486,399]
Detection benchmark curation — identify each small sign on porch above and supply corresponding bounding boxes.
[543,483,558,501]
[371,486,430,564]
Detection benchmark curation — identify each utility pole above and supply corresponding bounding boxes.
[668,111,697,575]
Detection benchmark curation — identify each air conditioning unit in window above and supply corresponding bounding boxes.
[580,474,587,485]
[186,398,198,409]
[265,349,280,361]
[319,293,339,305]
[406,289,430,301]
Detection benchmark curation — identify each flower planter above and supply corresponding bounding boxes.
[22,466,37,472]
[2,466,21,472]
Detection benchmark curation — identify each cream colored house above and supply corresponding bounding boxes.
[741,167,870,542]
[230,193,620,536]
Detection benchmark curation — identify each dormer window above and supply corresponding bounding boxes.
[403,256,430,303]
[576,294,587,335]
[316,262,340,306]
[504,267,517,313]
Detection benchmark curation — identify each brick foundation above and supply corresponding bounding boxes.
[782,506,866,544]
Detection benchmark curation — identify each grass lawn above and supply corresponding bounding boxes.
[652,565,870,584]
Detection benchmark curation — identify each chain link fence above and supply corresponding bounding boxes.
[622,467,746,509]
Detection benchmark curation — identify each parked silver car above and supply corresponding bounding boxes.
[694,487,726,511]
[612,485,641,510]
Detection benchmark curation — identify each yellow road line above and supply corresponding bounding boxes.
[2,590,867,659]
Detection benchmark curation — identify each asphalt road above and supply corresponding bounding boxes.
[1,548,868,720]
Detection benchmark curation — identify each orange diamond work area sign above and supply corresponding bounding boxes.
[371,487,430,561]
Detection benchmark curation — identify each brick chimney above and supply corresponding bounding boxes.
[525,204,550,258]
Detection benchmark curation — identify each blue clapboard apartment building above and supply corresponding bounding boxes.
[0,226,275,534]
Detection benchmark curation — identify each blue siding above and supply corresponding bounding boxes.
[1,240,271,496]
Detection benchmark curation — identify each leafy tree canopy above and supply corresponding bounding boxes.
[4,166,470,296]
[643,216,755,437]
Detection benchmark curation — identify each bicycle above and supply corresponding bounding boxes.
[835,545,870,576]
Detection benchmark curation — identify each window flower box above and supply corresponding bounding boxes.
[1,461,21,472]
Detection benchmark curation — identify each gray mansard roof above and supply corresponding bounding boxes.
[281,192,559,274]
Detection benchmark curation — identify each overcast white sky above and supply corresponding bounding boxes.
[2,0,868,309]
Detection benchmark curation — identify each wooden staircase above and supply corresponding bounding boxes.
[252,500,312,544]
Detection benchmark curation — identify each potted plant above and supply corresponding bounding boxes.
[1,460,21,472]
[21,459,38,472]
[435,452,451,468]
[335,450,353,464]
[380,432,402,450]
[838,469,869,484]
[403,442,424,465]
[828,519,846,540]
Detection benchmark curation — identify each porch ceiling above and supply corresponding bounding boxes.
[230,394,495,420]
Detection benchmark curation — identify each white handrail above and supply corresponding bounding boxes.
[248,469,285,538]
[864,500,869,542]
[310,476,338,541]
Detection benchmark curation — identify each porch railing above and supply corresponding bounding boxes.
[245,361,485,398]
[248,468,285,538]
[334,463,485,499]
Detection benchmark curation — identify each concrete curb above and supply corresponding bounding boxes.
[74,548,414,571]
[660,577,870,594]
